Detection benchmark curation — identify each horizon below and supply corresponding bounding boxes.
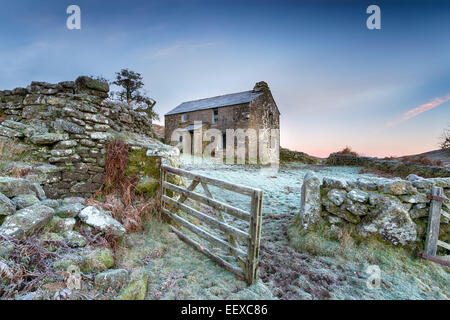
[1,0,449,158]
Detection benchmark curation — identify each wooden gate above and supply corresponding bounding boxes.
[160,165,263,285]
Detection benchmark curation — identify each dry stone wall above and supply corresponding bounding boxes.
[0,76,156,199]
[299,172,450,250]
[326,153,450,178]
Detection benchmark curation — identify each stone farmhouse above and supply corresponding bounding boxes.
[164,81,280,163]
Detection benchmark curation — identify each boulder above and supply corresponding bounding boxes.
[358,199,417,245]
[12,194,40,209]
[327,189,346,206]
[299,171,321,229]
[378,180,417,195]
[62,230,87,248]
[40,199,60,208]
[54,202,85,218]
[53,119,85,134]
[0,204,54,238]
[323,177,348,190]
[30,133,68,145]
[117,274,148,300]
[78,206,126,236]
[95,269,129,290]
[31,183,46,200]
[0,177,35,198]
[75,76,109,93]
[0,192,16,216]
[347,189,369,203]
[44,216,76,233]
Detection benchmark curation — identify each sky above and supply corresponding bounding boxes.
[0,0,449,158]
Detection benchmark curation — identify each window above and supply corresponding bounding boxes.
[181,114,187,122]
[213,108,218,123]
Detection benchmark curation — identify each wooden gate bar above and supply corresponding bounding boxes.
[162,195,250,241]
[163,181,251,221]
[162,207,247,258]
[162,165,255,196]
[169,225,246,279]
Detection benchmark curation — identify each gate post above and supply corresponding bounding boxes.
[424,186,444,256]
[246,190,263,285]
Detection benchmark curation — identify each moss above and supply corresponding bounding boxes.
[116,275,148,300]
[136,176,159,196]
[80,248,114,273]
[126,150,161,180]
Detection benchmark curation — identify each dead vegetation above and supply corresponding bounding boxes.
[0,234,69,299]
[336,146,359,156]
[89,139,159,234]
[400,155,444,167]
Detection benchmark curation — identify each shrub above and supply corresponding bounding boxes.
[336,146,359,156]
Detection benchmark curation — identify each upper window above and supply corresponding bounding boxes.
[213,108,219,123]
[181,114,187,122]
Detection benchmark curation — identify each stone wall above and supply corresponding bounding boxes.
[0,76,164,199]
[326,153,450,178]
[298,172,449,250]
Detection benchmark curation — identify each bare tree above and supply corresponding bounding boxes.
[439,120,450,150]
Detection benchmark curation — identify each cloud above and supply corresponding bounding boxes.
[387,94,450,127]
[149,41,218,59]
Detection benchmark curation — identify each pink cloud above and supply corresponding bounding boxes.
[387,94,450,127]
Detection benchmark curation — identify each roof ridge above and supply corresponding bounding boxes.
[180,89,254,105]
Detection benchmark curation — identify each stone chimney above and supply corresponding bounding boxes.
[253,81,270,93]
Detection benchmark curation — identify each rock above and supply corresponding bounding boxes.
[75,76,109,93]
[90,131,113,140]
[1,120,29,132]
[62,230,87,247]
[0,192,16,216]
[44,216,76,233]
[323,177,348,190]
[299,171,321,229]
[0,125,24,138]
[323,198,361,224]
[0,242,15,258]
[341,198,368,216]
[78,206,126,236]
[0,177,35,198]
[62,197,86,205]
[80,248,115,273]
[40,199,60,208]
[347,189,369,203]
[378,180,417,195]
[327,189,346,206]
[30,133,68,145]
[358,199,417,245]
[31,183,46,200]
[117,275,148,300]
[54,202,85,218]
[399,193,429,204]
[0,204,54,238]
[95,269,129,289]
[12,194,40,209]
[406,174,422,181]
[53,119,84,134]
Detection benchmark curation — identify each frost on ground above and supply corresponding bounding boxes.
[163,155,449,300]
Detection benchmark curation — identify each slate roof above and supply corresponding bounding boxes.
[166,90,263,116]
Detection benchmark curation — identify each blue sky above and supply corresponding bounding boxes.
[0,0,449,157]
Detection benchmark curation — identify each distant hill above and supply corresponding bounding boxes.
[396,148,450,168]
[280,147,323,164]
